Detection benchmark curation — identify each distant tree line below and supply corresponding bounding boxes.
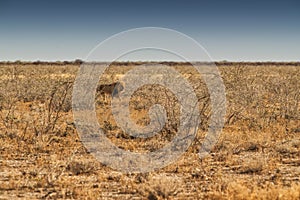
[0,60,300,66]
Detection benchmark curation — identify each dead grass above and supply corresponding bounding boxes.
[0,62,299,199]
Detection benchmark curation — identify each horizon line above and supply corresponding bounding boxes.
[1,60,300,66]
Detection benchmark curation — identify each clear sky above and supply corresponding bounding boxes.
[1,0,299,61]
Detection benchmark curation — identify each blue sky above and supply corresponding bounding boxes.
[0,0,299,61]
